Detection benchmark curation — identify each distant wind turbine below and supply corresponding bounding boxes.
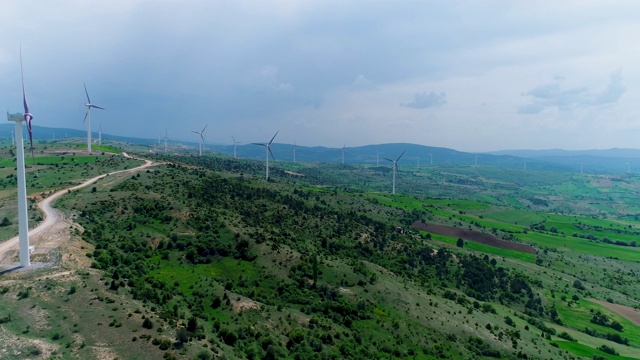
[11,130,15,146]
[376,151,380,166]
[191,124,208,156]
[162,130,170,153]
[627,162,631,174]
[384,150,405,195]
[83,83,105,154]
[98,124,102,146]
[252,131,278,180]
[341,144,346,164]
[6,48,34,267]
[429,153,433,165]
[579,163,583,175]
[232,136,241,158]
[292,142,297,163]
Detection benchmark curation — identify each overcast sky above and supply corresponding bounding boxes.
[1,1,639,152]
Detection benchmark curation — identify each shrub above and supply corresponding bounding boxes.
[598,344,618,355]
[142,318,154,329]
[557,332,576,341]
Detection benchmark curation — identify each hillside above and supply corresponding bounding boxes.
[1,146,640,359]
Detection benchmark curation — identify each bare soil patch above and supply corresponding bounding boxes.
[590,298,640,327]
[412,221,536,254]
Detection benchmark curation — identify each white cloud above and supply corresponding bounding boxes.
[401,91,447,109]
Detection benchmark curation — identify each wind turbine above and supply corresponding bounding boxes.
[579,163,583,175]
[6,49,33,267]
[384,150,405,195]
[341,144,346,164]
[429,153,433,165]
[252,131,278,180]
[98,124,102,146]
[292,142,297,163]
[626,162,631,174]
[232,136,241,158]
[376,151,380,166]
[11,130,15,146]
[83,83,105,154]
[162,130,169,153]
[191,124,207,156]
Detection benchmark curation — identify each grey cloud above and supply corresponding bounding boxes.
[401,91,447,109]
[519,71,625,114]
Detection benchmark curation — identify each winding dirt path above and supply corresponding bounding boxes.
[0,153,156,266]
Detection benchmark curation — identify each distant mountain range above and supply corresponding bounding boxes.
[1,124,638,174]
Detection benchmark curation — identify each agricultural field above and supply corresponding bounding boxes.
[2,147,640,358]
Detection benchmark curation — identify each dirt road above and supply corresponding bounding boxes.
[0,154,156,266]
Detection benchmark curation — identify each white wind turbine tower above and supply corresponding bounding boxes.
[6,49,34,267]
[191,124,208,156]
[11,130,15,146]
[98,124,102,146]
[429,153,433,165]
[232,136,241,158]
[252,131,278,180]
[627,162,631,174]
[341,144,346,164]
[579,163,583,175]
[83,83,105,154]
[384,150,405,195]
[376,151,380,166]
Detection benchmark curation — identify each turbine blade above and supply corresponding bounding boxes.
[84,82,91,104]
[269,130,279,145]
[20,49,29,114]
[191,131,199,134]
[383,157,393,162]
[91,105,105,110]
[202,124,208,133]
[84,109,89,123]
[396,150,406,162]
[20,48,33,152]
[252,142,267,146]
[232,135,236,143]
[268,146,276,161]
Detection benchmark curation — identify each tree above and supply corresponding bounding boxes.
[176,327,189,343]
[187,316,198,333]
[0,217,12,227]
[456,238,464,248]
[312,255,318,286]
[142,317,153,329]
